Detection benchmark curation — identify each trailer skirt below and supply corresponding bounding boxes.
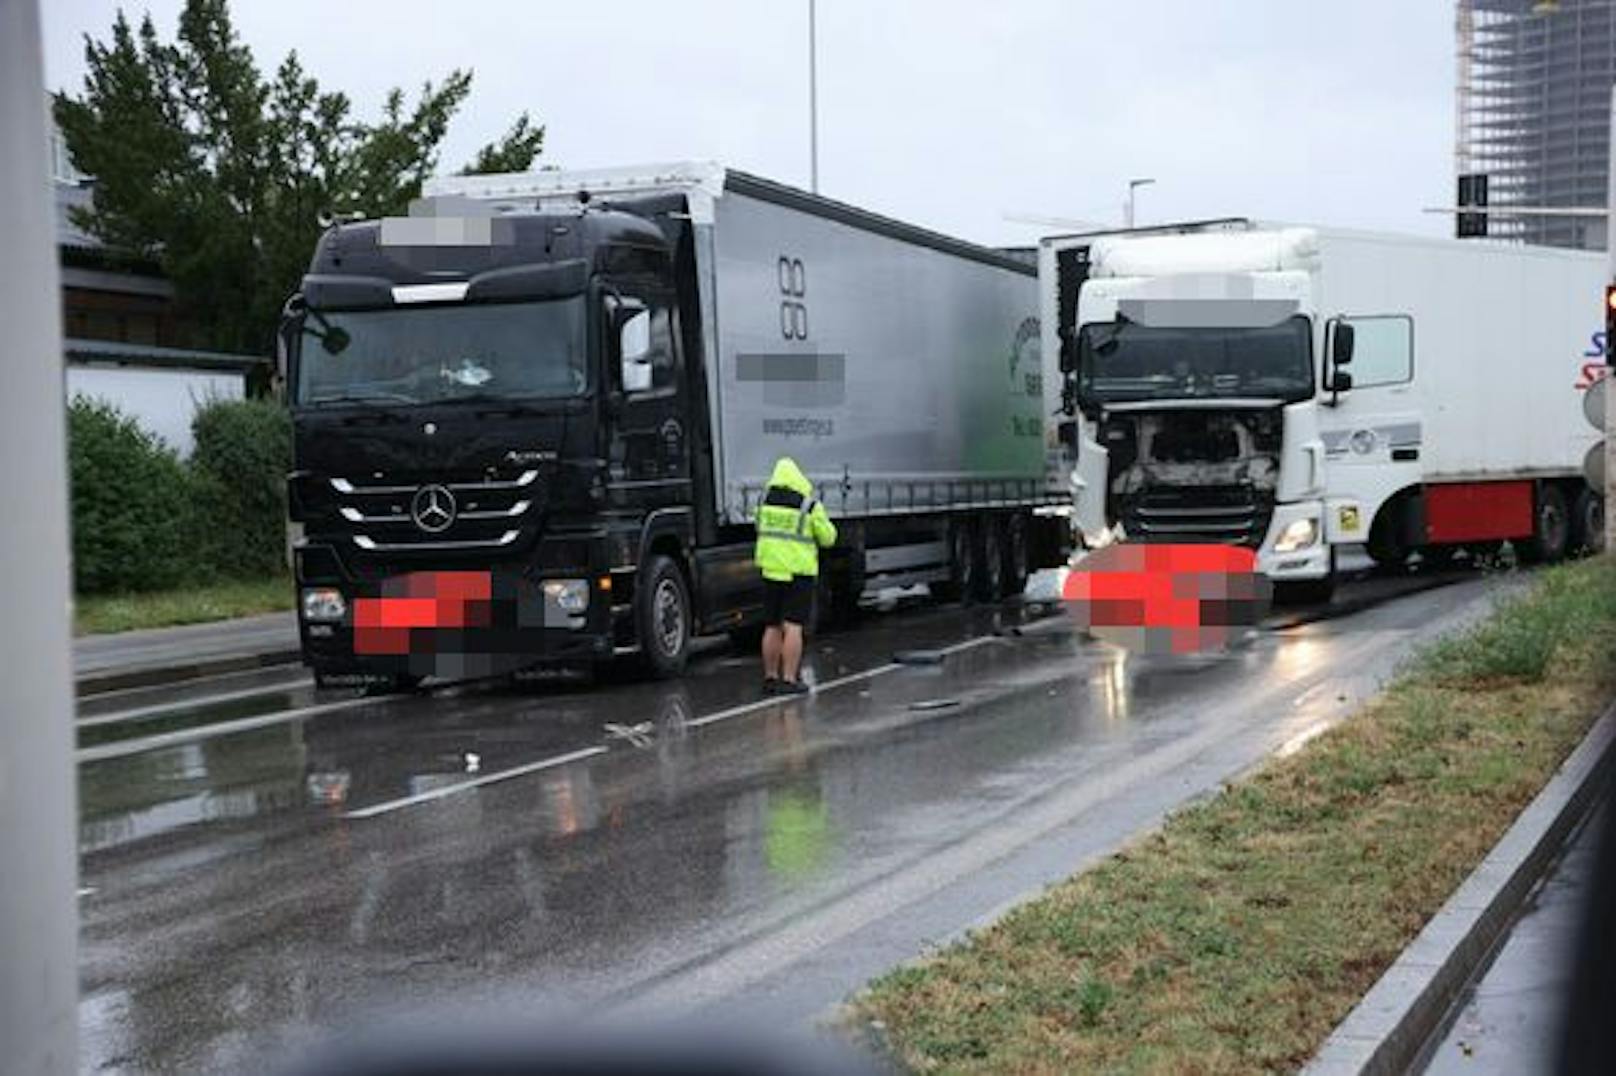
[1423,480,1534,544]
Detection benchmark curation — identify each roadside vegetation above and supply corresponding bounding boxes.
[852,556,1616,1074]
[74,576,291,636]
[70,396,293,633]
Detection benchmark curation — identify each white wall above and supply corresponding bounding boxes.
[66,365,245,456]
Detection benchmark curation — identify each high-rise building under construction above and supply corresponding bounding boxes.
[1456,0,1616,249]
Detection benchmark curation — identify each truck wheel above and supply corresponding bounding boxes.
[1002,513,1030,597]
[1366,505,1410,569]
[933,521,975,603]
[1515,485,1570,564]
[975,518,1006,602]
[1572,487,1604,555]
[636,555,691,678]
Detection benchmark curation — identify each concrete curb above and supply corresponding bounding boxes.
[1303,705,1616,1076]
[74,647,303,698]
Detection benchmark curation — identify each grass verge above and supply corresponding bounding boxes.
[851,557,1616,1074]
[74,576,293,636]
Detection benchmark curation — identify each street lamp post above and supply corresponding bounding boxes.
[1125,178,1156,229]
[808,0,819,193]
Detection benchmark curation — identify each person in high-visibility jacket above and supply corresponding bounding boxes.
[754,457,837,695]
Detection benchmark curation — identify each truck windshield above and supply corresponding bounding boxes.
[295,297,587,406]
[1077,315,1313,404]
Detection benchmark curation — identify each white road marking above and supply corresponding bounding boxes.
[346,631,1015,819]
[77,660,306,708]
[77,680,316,730]
[342,746,607,819]
[684,633,1004,731]
[76,695,383,764]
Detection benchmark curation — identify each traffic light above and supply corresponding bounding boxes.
[1457,174,1489,239]
[1605,286,1616,364]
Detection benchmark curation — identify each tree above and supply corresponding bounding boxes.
[55,0,546,357]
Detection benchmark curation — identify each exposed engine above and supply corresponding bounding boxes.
[1101,409,1282,545]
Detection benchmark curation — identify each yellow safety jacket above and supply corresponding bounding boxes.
[754,457,837,582]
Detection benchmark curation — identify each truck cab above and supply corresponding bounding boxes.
[283,196,715,687]
[1053,227,1409,600]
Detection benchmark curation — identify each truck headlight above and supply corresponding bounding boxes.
[543,579,590,614]
[302,587,347,622]
[1273,517,1319,553]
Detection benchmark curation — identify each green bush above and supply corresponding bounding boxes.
[189,397,292,578]
[68,397,194,594]
[68,396,292,596]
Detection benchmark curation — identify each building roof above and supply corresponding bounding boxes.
[65,338,267,373]
[54,182,102,251]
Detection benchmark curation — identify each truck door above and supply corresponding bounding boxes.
[1318,314,1423,545]
[609,290,690,502]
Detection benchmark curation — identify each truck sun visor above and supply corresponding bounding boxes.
[302,260,588,309]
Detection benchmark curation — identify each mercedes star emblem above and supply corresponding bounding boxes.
[410,484,457,533]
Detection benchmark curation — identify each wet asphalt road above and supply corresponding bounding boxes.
[75,569,1515,1073]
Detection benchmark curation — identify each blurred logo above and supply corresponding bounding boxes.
[1063,544,1270,654]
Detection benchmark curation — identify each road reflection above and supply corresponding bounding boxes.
[77,592,1415,1072]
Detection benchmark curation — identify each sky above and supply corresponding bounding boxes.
[41,1,1458,248]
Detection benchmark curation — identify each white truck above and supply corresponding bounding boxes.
[1041,222,1605,600]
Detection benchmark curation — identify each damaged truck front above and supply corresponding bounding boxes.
[1044,222,1606,602]
[1055,227,1335,602]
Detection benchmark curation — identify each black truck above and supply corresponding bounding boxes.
[281,163,1068,689]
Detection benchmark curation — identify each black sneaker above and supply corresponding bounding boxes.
[777,679,811,696]
[763,677,782,696]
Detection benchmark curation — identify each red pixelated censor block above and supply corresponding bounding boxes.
[353,571,495,655]
[1063,544,1271,654]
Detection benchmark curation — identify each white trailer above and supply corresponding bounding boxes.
[286,163,1069,685]
[1043,223,1605,598]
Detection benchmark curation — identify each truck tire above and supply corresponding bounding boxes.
[1515,484,1570,564]
[1002,513,1030,598]
[1366,504,1410,569]
[933,521,976,603]
[1572,487,1604,556]
[636,554,691,678]
[975,517,1006,602]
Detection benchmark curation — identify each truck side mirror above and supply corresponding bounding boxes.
[616,308,653,393]
[1328,370,1354,393]
[1330,321,1355,366]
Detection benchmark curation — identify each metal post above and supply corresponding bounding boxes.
[808,0,819,193]
[1607,84,1616,552]
[0,3,78,1072]
[1125,178,1155,229]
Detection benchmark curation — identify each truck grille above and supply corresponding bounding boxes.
[330,471,540,553]
[1123,486,1272,547]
